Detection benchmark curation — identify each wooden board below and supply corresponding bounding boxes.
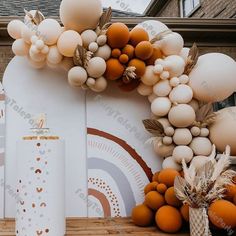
[0,218,190,236]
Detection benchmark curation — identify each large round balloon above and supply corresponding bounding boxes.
[135,20,169,40]
[189,53,236,102]
[209,107,236,155]
[60,0,102,33]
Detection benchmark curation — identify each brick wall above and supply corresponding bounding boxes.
[158,0,236,18]
[0,46,13,80]
[158,0,180,17]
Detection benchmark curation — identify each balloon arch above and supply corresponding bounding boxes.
[6,0,236,234]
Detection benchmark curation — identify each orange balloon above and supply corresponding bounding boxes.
[105,58,125,80]
[122,44,134,59]
[128,59,146,78]
[165,187,182,207]
[158,168,180,187]
[129,27,149,47]
[144,182,158,195]
[132,204,154,227]
[155,205,182,233]
[135,41,153,60]
[208,200,236,229]
[119,54,129,64]
[180,204,189,222]
[156,183,167,194]
[145,191,165,211]
[107,23,130,49]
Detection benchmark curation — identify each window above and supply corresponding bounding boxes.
[180,0,200,17]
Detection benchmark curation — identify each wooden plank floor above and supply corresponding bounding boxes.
[0,218,190,236]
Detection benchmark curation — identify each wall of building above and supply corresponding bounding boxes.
[158,0,236,18]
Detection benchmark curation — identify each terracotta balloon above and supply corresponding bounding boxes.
[60,0,102,33]
[189,53,236,102]
[209,107,236,155]
[135,20,169,40]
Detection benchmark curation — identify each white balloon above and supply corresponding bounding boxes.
[189,53,236,102]
[151,97,171,117]
[135,20,169,40]
[86,57,106,78]
[95,44,111,61]
[81,30,97,48]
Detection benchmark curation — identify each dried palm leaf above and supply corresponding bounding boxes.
[150,29,173,44]
[97,7,112,35]
[184,43,199,75]
[142,119,165,137]
[193,103,216,128]
[24,9,45,25]
[123,67,137,83]
[175,146,236,208]
[73,45,92,67]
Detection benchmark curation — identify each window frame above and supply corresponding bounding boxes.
[180,0,201,17]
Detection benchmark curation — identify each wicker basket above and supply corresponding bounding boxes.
[189,207,212,236]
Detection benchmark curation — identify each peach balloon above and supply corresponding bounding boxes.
[57,30,83,57]
[60,57,74,71]
[12,39,30,56]
[209,107,236,155]
[7,20,24,39]
[47,46,63,64]
[38,19,62,45]
[189,53,236,102]
[59,0,102,33]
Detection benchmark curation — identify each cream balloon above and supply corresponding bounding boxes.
[90,76,108,92]
[189,53,236,102]
[191,156,209,170]
[148,93,157,103]
[153,80,172,97]
[190,137,212,156]
[137,83,153,96]
[173,145,193,164]
[47,46,63,65]
[155,32,184,56]
[86,57,106,78]
[7,20,24,39]
[57,30,83,57]
[141,66,160,86]
[38,19,62,45]
[154,142,175,158]
[209,107,236,155]
[162,157,182,171]
[169,84,193,104]
[179,47,190,63]
[151,97,171,117]
[68,66,88,87]
[135,20,169,40]
[95,44,111,61]
[173,128,192,145]
[81,30,97,48]
[12,39,30,56]
[168,104,196,128]
[164,55,185,78]
[60,0,102,33]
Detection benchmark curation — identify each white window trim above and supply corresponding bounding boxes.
[180,0,201,18]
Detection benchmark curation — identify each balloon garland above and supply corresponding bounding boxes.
[7,0,236,234]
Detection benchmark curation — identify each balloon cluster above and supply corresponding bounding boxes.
[7,0,236,233]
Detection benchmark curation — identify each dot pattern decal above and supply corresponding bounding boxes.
[16,140,65,236]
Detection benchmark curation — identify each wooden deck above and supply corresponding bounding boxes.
[0,218,190,236]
